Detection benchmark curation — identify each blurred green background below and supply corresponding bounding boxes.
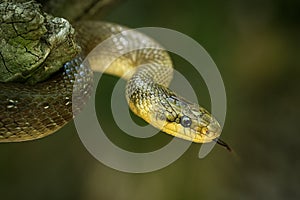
[1,0,300,199]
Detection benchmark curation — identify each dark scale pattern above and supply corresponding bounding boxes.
[0,56,93,142]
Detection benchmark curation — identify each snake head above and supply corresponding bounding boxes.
[157,95,222,143]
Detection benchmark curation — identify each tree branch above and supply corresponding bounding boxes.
[0,0,80,84]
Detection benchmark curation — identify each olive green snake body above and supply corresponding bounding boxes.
[0,21,229,149]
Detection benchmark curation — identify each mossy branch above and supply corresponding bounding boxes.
[0,0,80,84]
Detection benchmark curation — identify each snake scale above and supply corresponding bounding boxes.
[0,21,230,150]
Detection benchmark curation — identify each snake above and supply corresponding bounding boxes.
[0,21,230,151]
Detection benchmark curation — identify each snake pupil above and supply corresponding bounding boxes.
[180,116,192,127]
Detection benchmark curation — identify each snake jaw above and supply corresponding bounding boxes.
[192,124,221,143]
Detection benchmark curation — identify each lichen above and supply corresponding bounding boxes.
[0,0,80,84]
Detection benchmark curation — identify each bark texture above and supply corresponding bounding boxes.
[0,0,120,84]
[0,0,80,84]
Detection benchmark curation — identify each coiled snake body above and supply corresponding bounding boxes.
[0,22,229,149]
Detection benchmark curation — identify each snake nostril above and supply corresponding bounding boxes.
[201,127,208,135]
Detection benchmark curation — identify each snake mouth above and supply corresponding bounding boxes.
[213,138,232,152]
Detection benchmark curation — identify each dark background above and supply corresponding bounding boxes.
[1,0,300,199]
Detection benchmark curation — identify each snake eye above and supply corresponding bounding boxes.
[180,116,192,127]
